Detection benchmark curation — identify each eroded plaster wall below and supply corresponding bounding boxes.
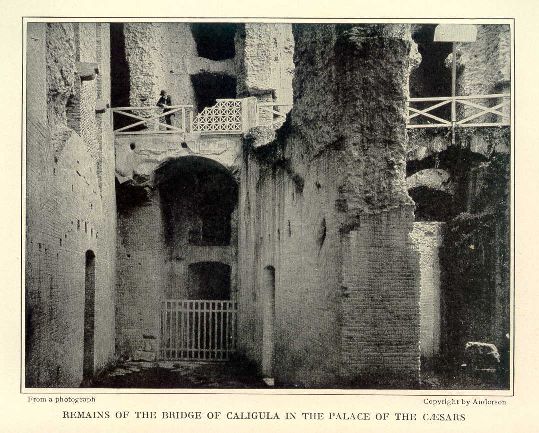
[238,24,421,387]
[235,23,294,105]
[457,24,511,97]
[238,144,345,385]
[25,22,116,387]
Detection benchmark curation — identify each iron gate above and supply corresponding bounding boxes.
[160,300,237,361]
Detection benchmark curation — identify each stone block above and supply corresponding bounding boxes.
[462,341,501,370]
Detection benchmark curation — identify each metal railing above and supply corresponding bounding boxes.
[406,94,510,129]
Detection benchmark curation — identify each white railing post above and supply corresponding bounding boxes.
[451,42,457,144]
[181,108,186,133]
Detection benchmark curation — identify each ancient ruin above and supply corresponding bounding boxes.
[25,21,511,388]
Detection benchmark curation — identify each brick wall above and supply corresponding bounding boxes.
[25,22,116,387]
[340,211,420,385]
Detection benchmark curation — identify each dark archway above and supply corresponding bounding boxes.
[155,156,238,249]
[83,250,96,381]
[190,23,238,61]
[409,187,455,222]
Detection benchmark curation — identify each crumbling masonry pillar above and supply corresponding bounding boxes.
[238,24,421,387]
[329,25,421,385]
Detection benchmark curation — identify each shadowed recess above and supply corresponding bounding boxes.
[190,23,238,61]
[155,157,238,247]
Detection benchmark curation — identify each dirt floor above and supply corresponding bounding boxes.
[86,359,509,390]
[87,360,268,388]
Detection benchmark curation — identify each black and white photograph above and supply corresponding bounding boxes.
[24,20,512,391]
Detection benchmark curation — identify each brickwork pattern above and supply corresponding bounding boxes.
[340,211,420,384]
[25,22,116,387]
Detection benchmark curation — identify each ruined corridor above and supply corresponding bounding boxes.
[25,22,511,389]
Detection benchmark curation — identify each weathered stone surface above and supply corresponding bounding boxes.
[133,350,157,362]
[457,25,511,96]
[407,127,510,162]
[115,133,243,186]
[463,342,501,369]
[125,23,192,107]
[243,126,276,149]
[236,23,294,104]
[407,129,452,161]
[46,23,76,125]
[121,23,254,110]
[407,168,455,195]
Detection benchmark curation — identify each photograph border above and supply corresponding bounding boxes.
[20,16,515,397]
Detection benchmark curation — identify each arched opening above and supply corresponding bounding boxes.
[261,266,276,377]
[409,187,454,222]
[156,156,238,249]
[154,158,238,362]
[83,250,96,381]
[188,262,231,300]
[190,23,238,61]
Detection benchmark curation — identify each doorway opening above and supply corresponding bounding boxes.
[83,250,96,380]
[190,23,238,61]
[261,266,275,377]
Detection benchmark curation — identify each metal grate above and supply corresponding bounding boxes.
[160,299,237,361]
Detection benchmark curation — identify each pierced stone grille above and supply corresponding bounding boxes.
[191,99,242,134]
